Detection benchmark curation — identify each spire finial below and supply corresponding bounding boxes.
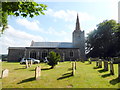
[75,13,80,30]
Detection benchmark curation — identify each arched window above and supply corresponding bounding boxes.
[42,51,48,59]
[70,51,74,57]
[30,51,36,59]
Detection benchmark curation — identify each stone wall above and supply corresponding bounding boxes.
[25,47,80,61]
[8,47,25,62]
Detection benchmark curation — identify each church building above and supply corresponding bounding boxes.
[8,14,86,62]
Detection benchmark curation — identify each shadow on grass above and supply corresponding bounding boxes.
[68,68,72,71]
[109,77,120,85]
[41,67,51,70]
[17,77,35,84]
[85,63,91,65]
[93,66,99,69]
[57,72,73,80]
[98,69,108,73]
[29,67,51,71]
[29,69,35,71]
[101,73,112,78]
[14,67,26,70]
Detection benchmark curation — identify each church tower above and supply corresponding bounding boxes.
[72,14,86,60]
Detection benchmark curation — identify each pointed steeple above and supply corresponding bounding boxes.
[75,13,81,30]
[30,40,34,46]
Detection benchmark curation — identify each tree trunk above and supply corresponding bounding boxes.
[50,66,55,69]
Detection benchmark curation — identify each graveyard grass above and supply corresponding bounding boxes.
[1,61,120,88]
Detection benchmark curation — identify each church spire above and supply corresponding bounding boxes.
[75,13,81,30]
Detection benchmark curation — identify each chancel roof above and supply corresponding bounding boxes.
[31,42,73,48]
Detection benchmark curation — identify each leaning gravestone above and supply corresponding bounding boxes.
[35,66,41,80]
[104,61,108,71]
[110,61,114,75]
[118,63,120,80]
[72,62,75,76]
[1,69,9,78]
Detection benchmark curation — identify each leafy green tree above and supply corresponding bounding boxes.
[47,51,61,69]
[0,0,47,35]
[113,23,120,56]
[86,20,119,58]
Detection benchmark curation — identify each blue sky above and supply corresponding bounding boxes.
[0,0,119,54]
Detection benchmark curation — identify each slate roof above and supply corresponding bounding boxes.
[31,42,73,48]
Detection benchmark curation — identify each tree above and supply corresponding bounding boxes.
[47,51,61,69]
[86,20,119,58]
[0,0,47,35]
[113,23,120,56]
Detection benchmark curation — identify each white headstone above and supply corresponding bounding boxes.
[26,60,28,68]
[1,69,9,78]
[35,66,41,80]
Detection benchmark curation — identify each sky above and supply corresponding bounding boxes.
[0,0,119,54]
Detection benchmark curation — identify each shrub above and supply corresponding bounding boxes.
[47,51,60,69]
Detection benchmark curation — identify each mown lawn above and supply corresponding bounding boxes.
[1,61,120,88]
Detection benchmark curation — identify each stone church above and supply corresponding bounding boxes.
[8,14,86,62]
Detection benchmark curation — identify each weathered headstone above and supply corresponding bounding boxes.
[104,61,108,71]
[98,59,102,68]
[96,61,99,67]
[26,60,28,68]
[1,69,9,78]
[118,63,120,80]
[110,61,114,75]
[35,66,41,80]
[75,61,76,70]
[72,62,74,70]
[88,58,92,64]
[29,60,32,67]
[72,62,75,76]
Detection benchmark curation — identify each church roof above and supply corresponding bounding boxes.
[31,42,73,48]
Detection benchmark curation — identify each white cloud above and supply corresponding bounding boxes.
[46,27,67,36]
[45,9,95,22]
[16,18,43,32]
[0,25,73,54]
[0,25,45,54]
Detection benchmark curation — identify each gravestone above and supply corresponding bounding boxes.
[104,61,108,71]
[28,61,30,67]
[98,59,102,68]
[72,62,75,76]
[88,58,92,64]
[118,63,120,80]
[35,66,41,80]
[26,60,29,68]
[75,61,76,70]
[110,61,114,75]
[29,60,32,67]
[96,61,99,67]
[1,69,9,78]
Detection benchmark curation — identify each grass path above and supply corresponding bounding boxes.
[1,61,120,88]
